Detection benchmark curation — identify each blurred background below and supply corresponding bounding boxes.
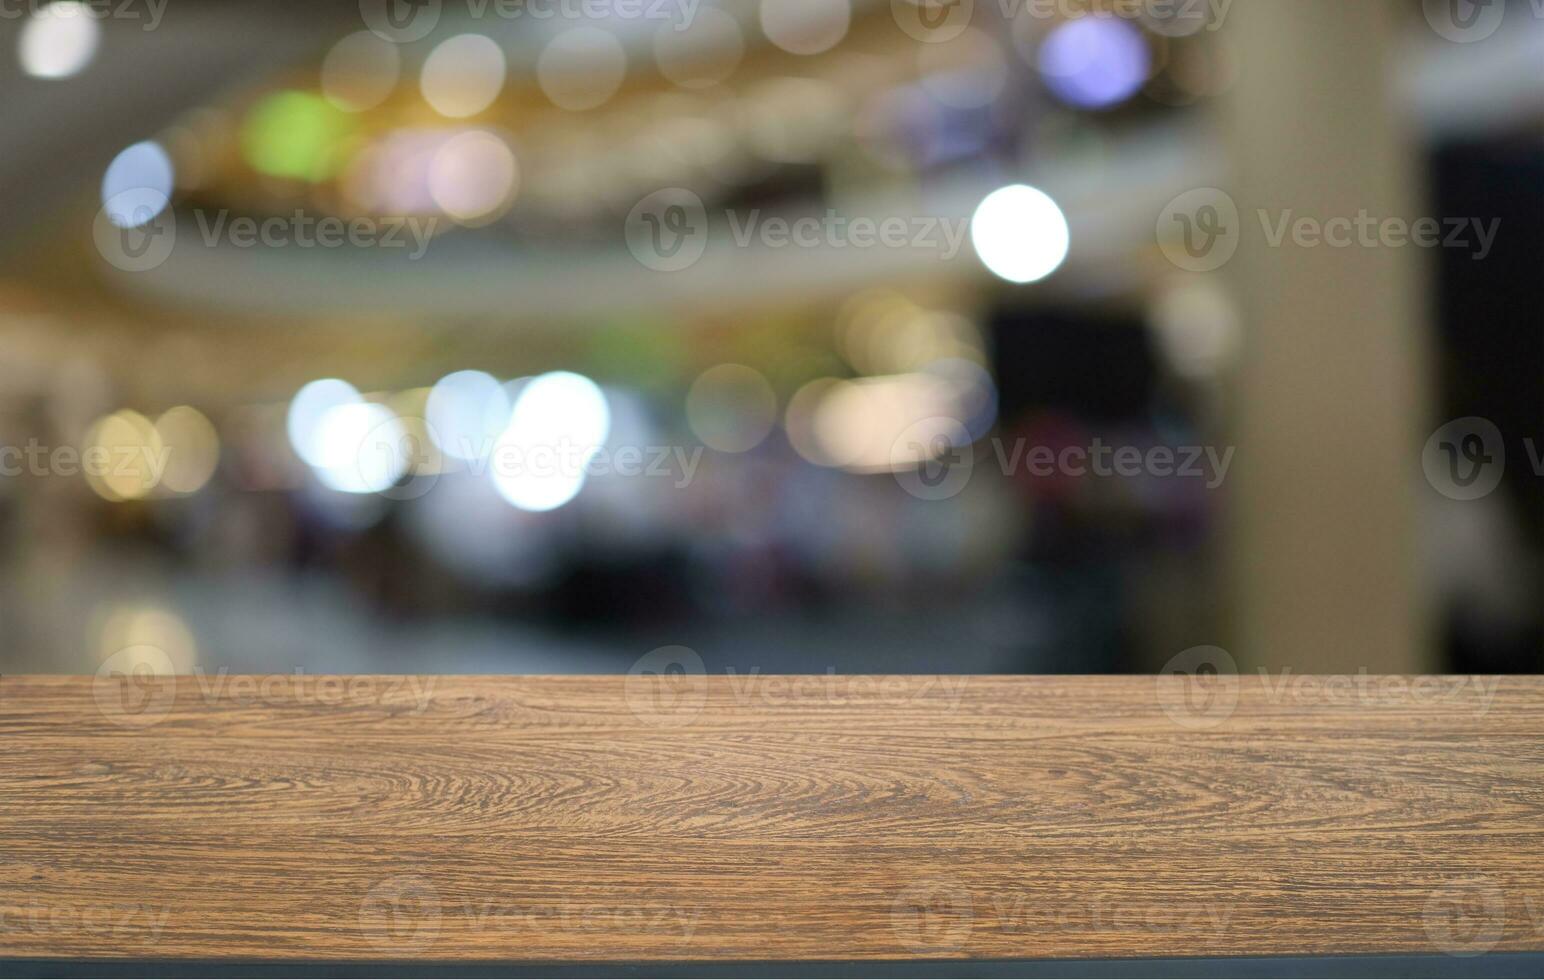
[0,0,1538,677]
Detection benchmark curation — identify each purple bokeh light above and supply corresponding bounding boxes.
[1038,18,1151,110]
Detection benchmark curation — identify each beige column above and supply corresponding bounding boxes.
[1219,0,1432,673]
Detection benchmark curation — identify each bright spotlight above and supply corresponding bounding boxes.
[970,184,1070,284]
[491,372,610,513]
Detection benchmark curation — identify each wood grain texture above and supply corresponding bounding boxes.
[2,673,1543,962]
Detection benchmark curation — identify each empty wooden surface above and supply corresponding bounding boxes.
[2,674,1543,962]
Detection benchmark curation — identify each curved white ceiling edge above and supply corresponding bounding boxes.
[107,126,1217,321]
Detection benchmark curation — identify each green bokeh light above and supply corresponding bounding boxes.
[241,90,355,182]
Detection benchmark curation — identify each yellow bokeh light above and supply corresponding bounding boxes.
[155,406,221,495]
[84,410,165,501]
[98,604,198,675]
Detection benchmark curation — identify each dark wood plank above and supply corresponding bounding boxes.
[2,674,1543,962]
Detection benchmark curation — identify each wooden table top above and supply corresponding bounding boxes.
[3,673,1543,964]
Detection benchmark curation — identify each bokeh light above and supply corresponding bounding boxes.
[686,364,777,453]
[344,128,447,214]
[97,605,197,675]
[421,34,506,118]
[925,357,998,439]
[655,8,744,89]
[84,410,164,501]
[312,402,409,495]
[760,0,850,56]
[321,31,401,112]
[287,378,363,468]
[970,184,1070,284]
[100,141,174,228]
[18,1,100,79]
[837,293,987,376]
[155,406,221,495]
[811,374,966,473]
[241,90,354,181]
[426,369,512,462]
[537,27,626,111]
[784,377,847,467]
[491,372,611,512]
[1150,279,1240,379]
[1038,17,1151,110]
[428,130,519,224]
